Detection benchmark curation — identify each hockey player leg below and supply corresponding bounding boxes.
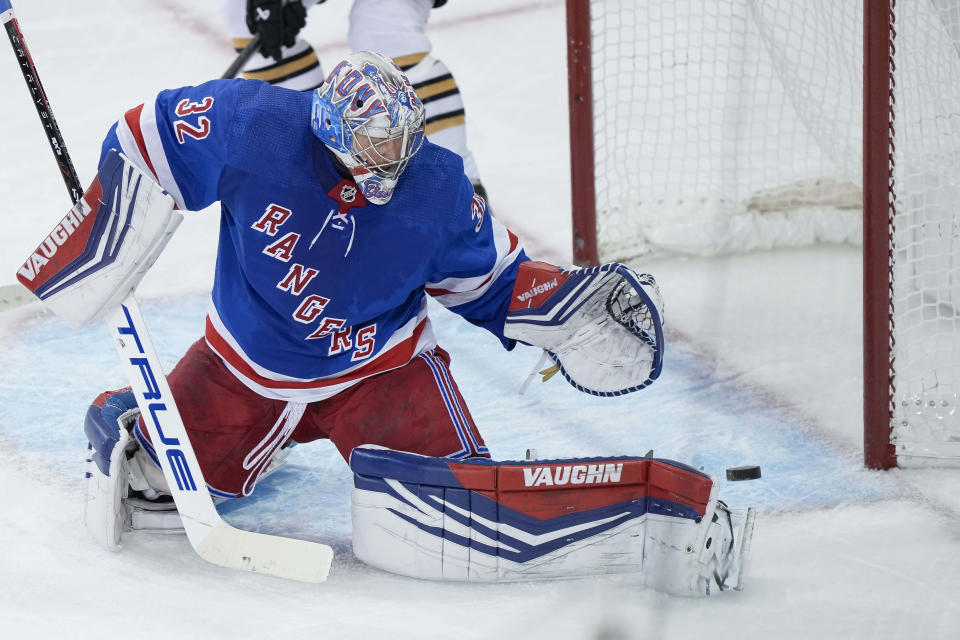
[236,37,324,91]
[348,0,486,189]
[224,0,325,90]
[401,53,483,188]
[85,374,302,547]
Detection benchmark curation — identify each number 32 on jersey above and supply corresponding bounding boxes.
[173,97,214,144]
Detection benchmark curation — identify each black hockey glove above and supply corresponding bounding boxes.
[246,0,308,62]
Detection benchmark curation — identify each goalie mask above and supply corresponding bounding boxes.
[311,51,426,205]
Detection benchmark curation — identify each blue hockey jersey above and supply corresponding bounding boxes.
[100,79,527,401]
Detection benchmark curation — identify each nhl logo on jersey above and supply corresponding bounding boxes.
[328,179,367,214]
[341,184,357,203]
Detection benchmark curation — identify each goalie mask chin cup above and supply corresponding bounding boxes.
[311,51,426,205]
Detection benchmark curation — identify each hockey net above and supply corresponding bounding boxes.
[568,0,864,262]
[566,0,960,467]
[874,0,960,467]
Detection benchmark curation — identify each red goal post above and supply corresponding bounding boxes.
[565,0,598,268]
[566,0,960,469]
[862,0,896,470]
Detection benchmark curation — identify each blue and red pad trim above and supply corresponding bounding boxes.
[350,447,712,564]
[84,388,138,476]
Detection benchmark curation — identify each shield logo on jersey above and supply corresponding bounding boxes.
[341,184,357,203]
[328,179,367,214]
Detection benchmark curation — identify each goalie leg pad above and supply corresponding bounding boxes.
[84,389,183,549]
[84,390,139,551]
[705,501,755,593]
[349,446,753,595]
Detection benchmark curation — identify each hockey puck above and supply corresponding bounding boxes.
[725,465,762,481]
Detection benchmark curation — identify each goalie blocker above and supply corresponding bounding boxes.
[15,149,180,328]
[350,446,754,596]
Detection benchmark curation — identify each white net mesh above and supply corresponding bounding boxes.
[889,0,960,464]
[589,0,863,260]
[585,0,960,463]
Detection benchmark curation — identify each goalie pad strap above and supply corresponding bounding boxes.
[16,149,180,328]
[349,446,726,594]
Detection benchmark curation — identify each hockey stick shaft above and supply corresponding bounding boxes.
[3,1,332,581]
[1,0,82,203]
[2,2,260,204]
[222,33,261,79]
[0,1,81,311]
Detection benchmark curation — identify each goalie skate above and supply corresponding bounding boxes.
[84,389,300,547]
[84,390,183,549]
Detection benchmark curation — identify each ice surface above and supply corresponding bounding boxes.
[1,1,959,638]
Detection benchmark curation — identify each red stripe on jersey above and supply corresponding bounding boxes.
[124,104,158,180]
[204,315,428,390]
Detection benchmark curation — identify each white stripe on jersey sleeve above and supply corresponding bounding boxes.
[426,218,522,308]
[114,114,154,181]
[138,97,186,209]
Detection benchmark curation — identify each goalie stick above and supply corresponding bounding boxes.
[0,0,81,203]
[1,0,333,582]
[0,283,32,312]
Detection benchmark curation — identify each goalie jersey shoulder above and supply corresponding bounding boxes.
[109,78,470,222]
[104,79,320,211]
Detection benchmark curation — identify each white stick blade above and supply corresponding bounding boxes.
[197,523,334,583]
[0,283,34,312]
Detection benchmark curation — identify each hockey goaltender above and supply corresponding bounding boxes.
[17,51,753,596]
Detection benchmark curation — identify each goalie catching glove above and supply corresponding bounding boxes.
[504,261,664,396]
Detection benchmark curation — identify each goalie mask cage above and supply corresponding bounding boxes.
[566,0,960,469]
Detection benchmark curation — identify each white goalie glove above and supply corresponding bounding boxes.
[503,261,664,396]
